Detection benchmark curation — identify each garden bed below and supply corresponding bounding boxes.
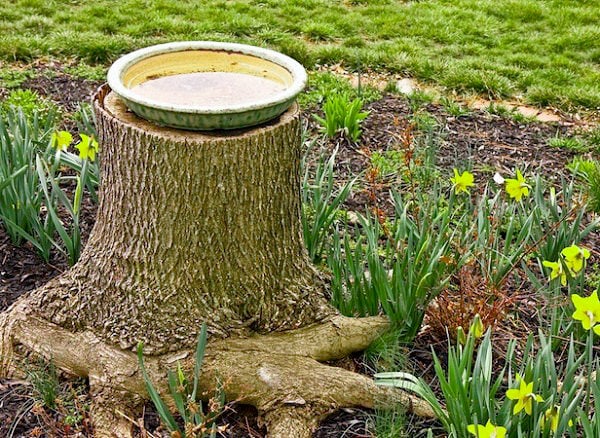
[1,70,599,437]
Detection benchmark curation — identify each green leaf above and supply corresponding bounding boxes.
[136,342,180,433]
[191,322,208,402]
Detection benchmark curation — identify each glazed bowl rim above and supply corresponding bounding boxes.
[107,41,307,114]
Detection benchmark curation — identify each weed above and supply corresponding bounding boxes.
[0,67,34,88]
[0,89,59,120]
[300,71,380,107]
[440,96,470,117]
[370,149,404,177]
[63,63,106,81]
[568,158,600,213]
[548,135,586,152]
[25,358,60,410]
[407,90,435,112]
[581,126,600,150]
[370,408,408,438]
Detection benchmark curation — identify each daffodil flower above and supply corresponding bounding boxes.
[505,169,530,201]
[51,131,73,151]
[561,244,590,274]
[543,405,573,432]
[76,134,99,161]
[506,374,544,415]
[467,420,507,438]
[542,260,567,286]
[571,291,600,335]
[451,169,475,195]
[469,314,485,339]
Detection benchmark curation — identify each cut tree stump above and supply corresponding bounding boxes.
[0,85,434,437]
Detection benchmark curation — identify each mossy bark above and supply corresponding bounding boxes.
[0,85,435,437]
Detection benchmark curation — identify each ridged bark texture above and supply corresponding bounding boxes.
[30,85,334,354]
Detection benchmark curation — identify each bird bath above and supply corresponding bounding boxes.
[107,41,307,130]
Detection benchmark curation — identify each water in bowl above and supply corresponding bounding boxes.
[130,72,286,108]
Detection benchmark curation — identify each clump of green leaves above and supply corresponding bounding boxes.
[370,150,405,176]
[328,188,460,341]
[0,107,98,264]
[0,67,34,89]
[440,96,470,117]
[299,71,381,107]
[26,358,60,410]
[314,93,369,141]
[301,146,354,264]
[137,323,226,438]
[0,89,59,120]
[548,135,586,152]
[376,329,586,438]
[407,90,435,112]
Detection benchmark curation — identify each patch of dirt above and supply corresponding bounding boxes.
[0,61,103,113]
[0,194,97,312]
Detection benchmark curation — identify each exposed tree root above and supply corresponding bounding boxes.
[0,297,435,437]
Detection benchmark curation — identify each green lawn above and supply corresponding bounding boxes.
[1,0,599,110]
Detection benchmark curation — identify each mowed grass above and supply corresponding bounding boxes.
[0,0,599,110]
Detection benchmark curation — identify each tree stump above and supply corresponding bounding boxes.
[0,85,434,437]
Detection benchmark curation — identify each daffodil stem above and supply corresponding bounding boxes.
[586,328,593,412]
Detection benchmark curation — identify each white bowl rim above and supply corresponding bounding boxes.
[107,41,307,114]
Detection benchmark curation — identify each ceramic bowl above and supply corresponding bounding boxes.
[107,41,307,130]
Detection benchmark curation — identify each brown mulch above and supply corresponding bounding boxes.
[305,94,585,219]
[1,70,597,437]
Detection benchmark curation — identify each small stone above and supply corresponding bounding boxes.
[395,78,417,95]
[346,211,360,224]
[493,173,505,185]
[536,112,562,123]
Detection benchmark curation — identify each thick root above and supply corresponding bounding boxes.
[89,383,143,438]
[262,407,319,438]
[1,298,435,437]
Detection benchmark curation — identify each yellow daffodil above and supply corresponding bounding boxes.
[450,169,475,195]
[542,260,567,286]
[76,134,99,161]
[469,314,485,339]
[506,374,544,415]
[51,131,73,151]
[467,420,507,438]
[561,244,591,274]
[571,291,600,335]
[505,169,529,201]
[543,405,573,432]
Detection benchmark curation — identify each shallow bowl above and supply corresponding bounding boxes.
[107,41,307,130]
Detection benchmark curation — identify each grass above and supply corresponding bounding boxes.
[0,0,599,110]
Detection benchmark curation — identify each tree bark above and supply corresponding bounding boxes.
[29,85,334,354]
[0,85,435,437]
